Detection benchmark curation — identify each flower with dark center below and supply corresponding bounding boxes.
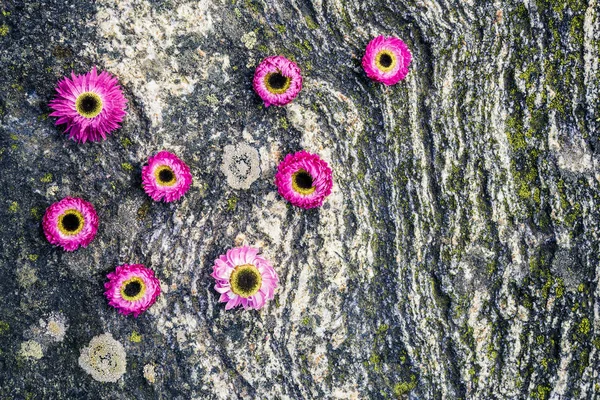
[212,246,279,310]
[142,151,193,202]
[275,151,333,209]
[42,197,99,251]
[49,67,127,143]
[253,56,302,107]
[362,36,412,85]
[104,264,161,317]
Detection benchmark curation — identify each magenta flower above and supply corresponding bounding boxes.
[48,67,127,143]
[253,56,302,107]
[104,264,161,317]
[141,151,192,202]
[362,36,412,85]
[42,197,99,251]
[275,151,333,209]
[211,246,279,311]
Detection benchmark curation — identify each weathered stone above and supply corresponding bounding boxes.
[0,0,598,398]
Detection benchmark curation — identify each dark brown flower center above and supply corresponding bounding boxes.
[123,281,142,298]
[230,264,262,298]
[268,73,288,90]
[294,170,313,189]
[61,213,81,232]
[75,92,103,118]
[158,168,174,183]
[379,53,393,68]
[80,95,99,113]
[236,269,258,292]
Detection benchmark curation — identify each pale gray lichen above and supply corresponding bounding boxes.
[43,312,68,342]
[220,143,261,190]
[26,312,68,344]
[143,363,157,384]
[19,340,43,360]
[78,333,126,383]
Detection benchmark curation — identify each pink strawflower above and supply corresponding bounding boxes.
[104,264,161,317]
[253,56,302,107]
[362,36,412,85]
[211,246,279,311]
[48,67,127,143]
[141,151,192,202]
[42,197,99,251]
[275,151,333,209]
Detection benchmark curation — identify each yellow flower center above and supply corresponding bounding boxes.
[229,264,262,298]
[75,92,103,118]
[375,50,397,73]
[291,169,316,195]
[264,72,291,94]
[58,209,84,236]
[120,277,146,301]
[154,165,177,186]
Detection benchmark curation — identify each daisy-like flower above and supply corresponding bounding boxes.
[253,56,302,107]
[42,197,99,251]
[275,151,333,209]
[362,36,412,85]
[211,246,279,311]
[104,264,161,317]
[141,151,192,202]
[49,67,127,143]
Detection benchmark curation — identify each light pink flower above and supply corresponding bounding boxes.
[275,151,333,209]
[42,197,99,251]
[362,36,412,85]
[49,67,127,143]
[141,151,192,202]
[253,56,302,107]
[211,246,279,311]
[104,264,161,317]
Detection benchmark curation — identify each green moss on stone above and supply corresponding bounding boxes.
[578,318,590,335]
[121,162,134,172]
[40,173,53,183]
[394,375,416,396]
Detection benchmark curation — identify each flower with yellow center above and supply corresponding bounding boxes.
[57,209,85,236]
[119,277,147,302]
[75,92,103,118]
[264,72,291,95]
[375,50,397,73]
[229,264,262,298]
[154,165,177,187]
[291,169,316,195]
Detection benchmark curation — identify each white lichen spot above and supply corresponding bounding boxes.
[19,340,43,360]
[41,312,68,342]
[143,363,157,384]
[241,31,257,49]
[221,143,261,190]
[79,333,126,383]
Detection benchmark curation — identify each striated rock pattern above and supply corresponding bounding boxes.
[0,0,599,398]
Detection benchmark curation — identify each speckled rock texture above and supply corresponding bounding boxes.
[0,0,599,399]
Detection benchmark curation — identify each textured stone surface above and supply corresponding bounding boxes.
[0,0,599,398]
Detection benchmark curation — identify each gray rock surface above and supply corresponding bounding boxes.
[0,0,599,398]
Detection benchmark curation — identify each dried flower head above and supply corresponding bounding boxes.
[142,151,193,202]
[104,264,161,317]
[253,56,302,107]
[211,246,279,310]
[49,67,127,142]
[42,197,99,251]
[79,333,126,382]
[362,36,412,85]
[275,151,333,209]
